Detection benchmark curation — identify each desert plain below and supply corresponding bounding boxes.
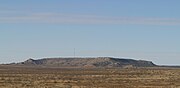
[0,65,179,88]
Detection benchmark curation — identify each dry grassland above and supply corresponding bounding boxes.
[0,66,179,88]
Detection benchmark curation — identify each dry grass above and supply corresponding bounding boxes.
[0,66,180,88]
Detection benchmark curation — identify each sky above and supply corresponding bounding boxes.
[0,0,180,65]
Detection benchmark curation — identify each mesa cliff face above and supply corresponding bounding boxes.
[17,57,156,68]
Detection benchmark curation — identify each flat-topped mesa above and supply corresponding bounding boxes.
[18,57,156,68]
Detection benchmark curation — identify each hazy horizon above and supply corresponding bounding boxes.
[0,0,180,65]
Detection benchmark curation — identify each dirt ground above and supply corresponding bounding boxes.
[0,66,180,88]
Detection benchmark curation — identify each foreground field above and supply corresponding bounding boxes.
[0,66,180,88]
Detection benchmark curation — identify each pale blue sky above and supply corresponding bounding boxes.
[0,0,180,65]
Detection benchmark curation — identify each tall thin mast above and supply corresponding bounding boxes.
[74,48,75,58]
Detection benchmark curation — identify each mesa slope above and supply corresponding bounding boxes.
[15,57,156,68]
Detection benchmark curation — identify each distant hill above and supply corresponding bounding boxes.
[13,57,156,68]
